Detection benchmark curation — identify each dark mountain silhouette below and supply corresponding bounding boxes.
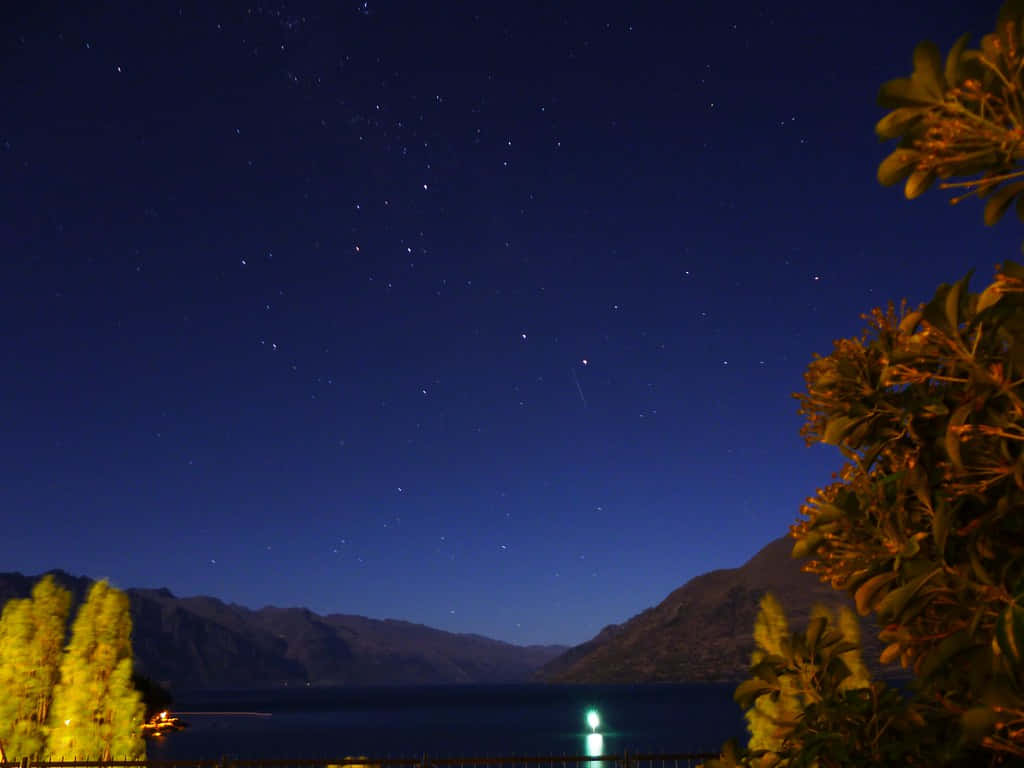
[540,536,894,683]
[0,572,565,691]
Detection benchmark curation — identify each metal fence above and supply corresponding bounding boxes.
[0,753,718,768]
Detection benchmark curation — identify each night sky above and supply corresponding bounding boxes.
[2,1,1016,647]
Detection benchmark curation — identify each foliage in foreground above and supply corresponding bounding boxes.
[701,2,1024,763]
[0,576,71,760]
[736,594,880,765]
[876,0,1024,240]
[793,257,1024,761]
[48,580,147,761]
[702,262,1024,767]
[708,598,911,768]
[0,578,147,761]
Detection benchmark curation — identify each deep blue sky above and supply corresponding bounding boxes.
[1,1,1015,646]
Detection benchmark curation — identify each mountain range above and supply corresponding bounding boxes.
[0,571,565,690]
[0,537,897,690]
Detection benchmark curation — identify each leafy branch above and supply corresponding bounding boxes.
[876,0,1024,230]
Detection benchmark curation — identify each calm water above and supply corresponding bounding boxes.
[147,685,745,760]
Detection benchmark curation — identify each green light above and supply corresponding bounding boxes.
[586,709,600,732]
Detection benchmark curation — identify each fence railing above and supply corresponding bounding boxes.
[0,752,719,768]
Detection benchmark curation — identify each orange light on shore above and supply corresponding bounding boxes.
[142,710,186,738]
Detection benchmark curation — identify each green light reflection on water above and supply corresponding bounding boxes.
[585,731,604,768]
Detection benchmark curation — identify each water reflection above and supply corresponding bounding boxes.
[585,732,604,768]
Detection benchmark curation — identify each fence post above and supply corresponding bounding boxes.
[621,750,629,768]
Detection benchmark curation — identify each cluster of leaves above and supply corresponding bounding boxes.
[704,5,1024,766]
[877,0,1024,230]
[0,578,146,761]
[737,595,879,765]
[705,595,986,768]
[790,261,1024,762]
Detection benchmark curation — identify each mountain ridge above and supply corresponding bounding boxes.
[2,538,897,691]
[539,536,894,683]
[0,571,566,691]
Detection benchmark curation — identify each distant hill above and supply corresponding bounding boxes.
[540,537,894,683]
[0,572,566,691]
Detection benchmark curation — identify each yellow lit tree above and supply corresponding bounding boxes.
[47,581,145,761]
[0,576,71,760]
[744,593,800,753]
[738,597,874,766]
[834,606,870,692]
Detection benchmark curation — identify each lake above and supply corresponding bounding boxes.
[146,684,745,761]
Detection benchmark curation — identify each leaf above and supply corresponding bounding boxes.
[805,615,827,652]
[908,464,930,510]
[733,678,774,709]
[946,402,971,472]
[880,641,902,665]
[838,568,871,591]
[875,107,925,140]
[898,309,923,334]
[828,639,859,656]
[944,270,973,331]
[859,441,886,472]
[961,706,999,743]
[976,283,1003,313]
[876,568,941,623]
[995,603,1024,666]
[878,77,936,108]
[823,415,860,445]
[748,659,779,685]
[900,537,920,558]
[811,503,845,524]
[912,41,945,98]
[854,571,898,616]
[922,283,953,332]
[877,148,921,186]
[905,168,935,200]
[945,33,970,86]
[917,629,973,679]
[968,544,996,586]
[792,532,824,559]
[984,183,1024,226]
